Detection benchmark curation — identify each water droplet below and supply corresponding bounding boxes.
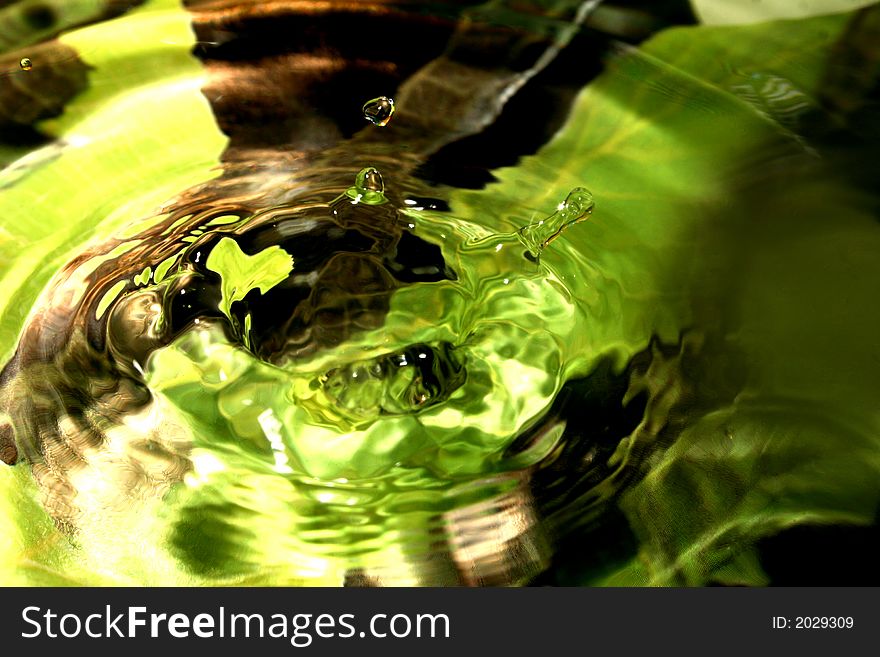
[517,187,594,258]
[362,96,395,126]
[19,57,33,71]
[345,167,387,205]
[356,166,384,194]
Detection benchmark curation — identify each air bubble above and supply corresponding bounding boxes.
[362,96,395,126]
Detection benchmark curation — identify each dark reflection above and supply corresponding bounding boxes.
[170,203,457,363]
[171,501,260,578]
[0,42,89,159]
[186,0,458,156]
[22,4,57,30]
[757,518,880,586]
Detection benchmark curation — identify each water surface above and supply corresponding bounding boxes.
[1,0,878,586]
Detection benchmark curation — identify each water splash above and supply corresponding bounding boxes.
[362,96,395,127]
[344,167,387,205]
[0,0,877,591]
[517,187,594,259]
[317,342,465,425]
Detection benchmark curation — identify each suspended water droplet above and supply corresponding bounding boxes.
[19,57,33,71]
[362,96,395,126]
[517,187,594,259]
[345,167,387,205]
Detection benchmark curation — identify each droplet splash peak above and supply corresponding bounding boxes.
[517,187,594,259]
[362,96,395,126]
[345,167,388,205]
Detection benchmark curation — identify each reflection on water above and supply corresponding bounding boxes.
[0,0,879,586]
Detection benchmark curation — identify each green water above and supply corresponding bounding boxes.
[1,0,879,586]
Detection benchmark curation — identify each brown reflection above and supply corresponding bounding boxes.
[445,472,550,586]
[0,41,89,147]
